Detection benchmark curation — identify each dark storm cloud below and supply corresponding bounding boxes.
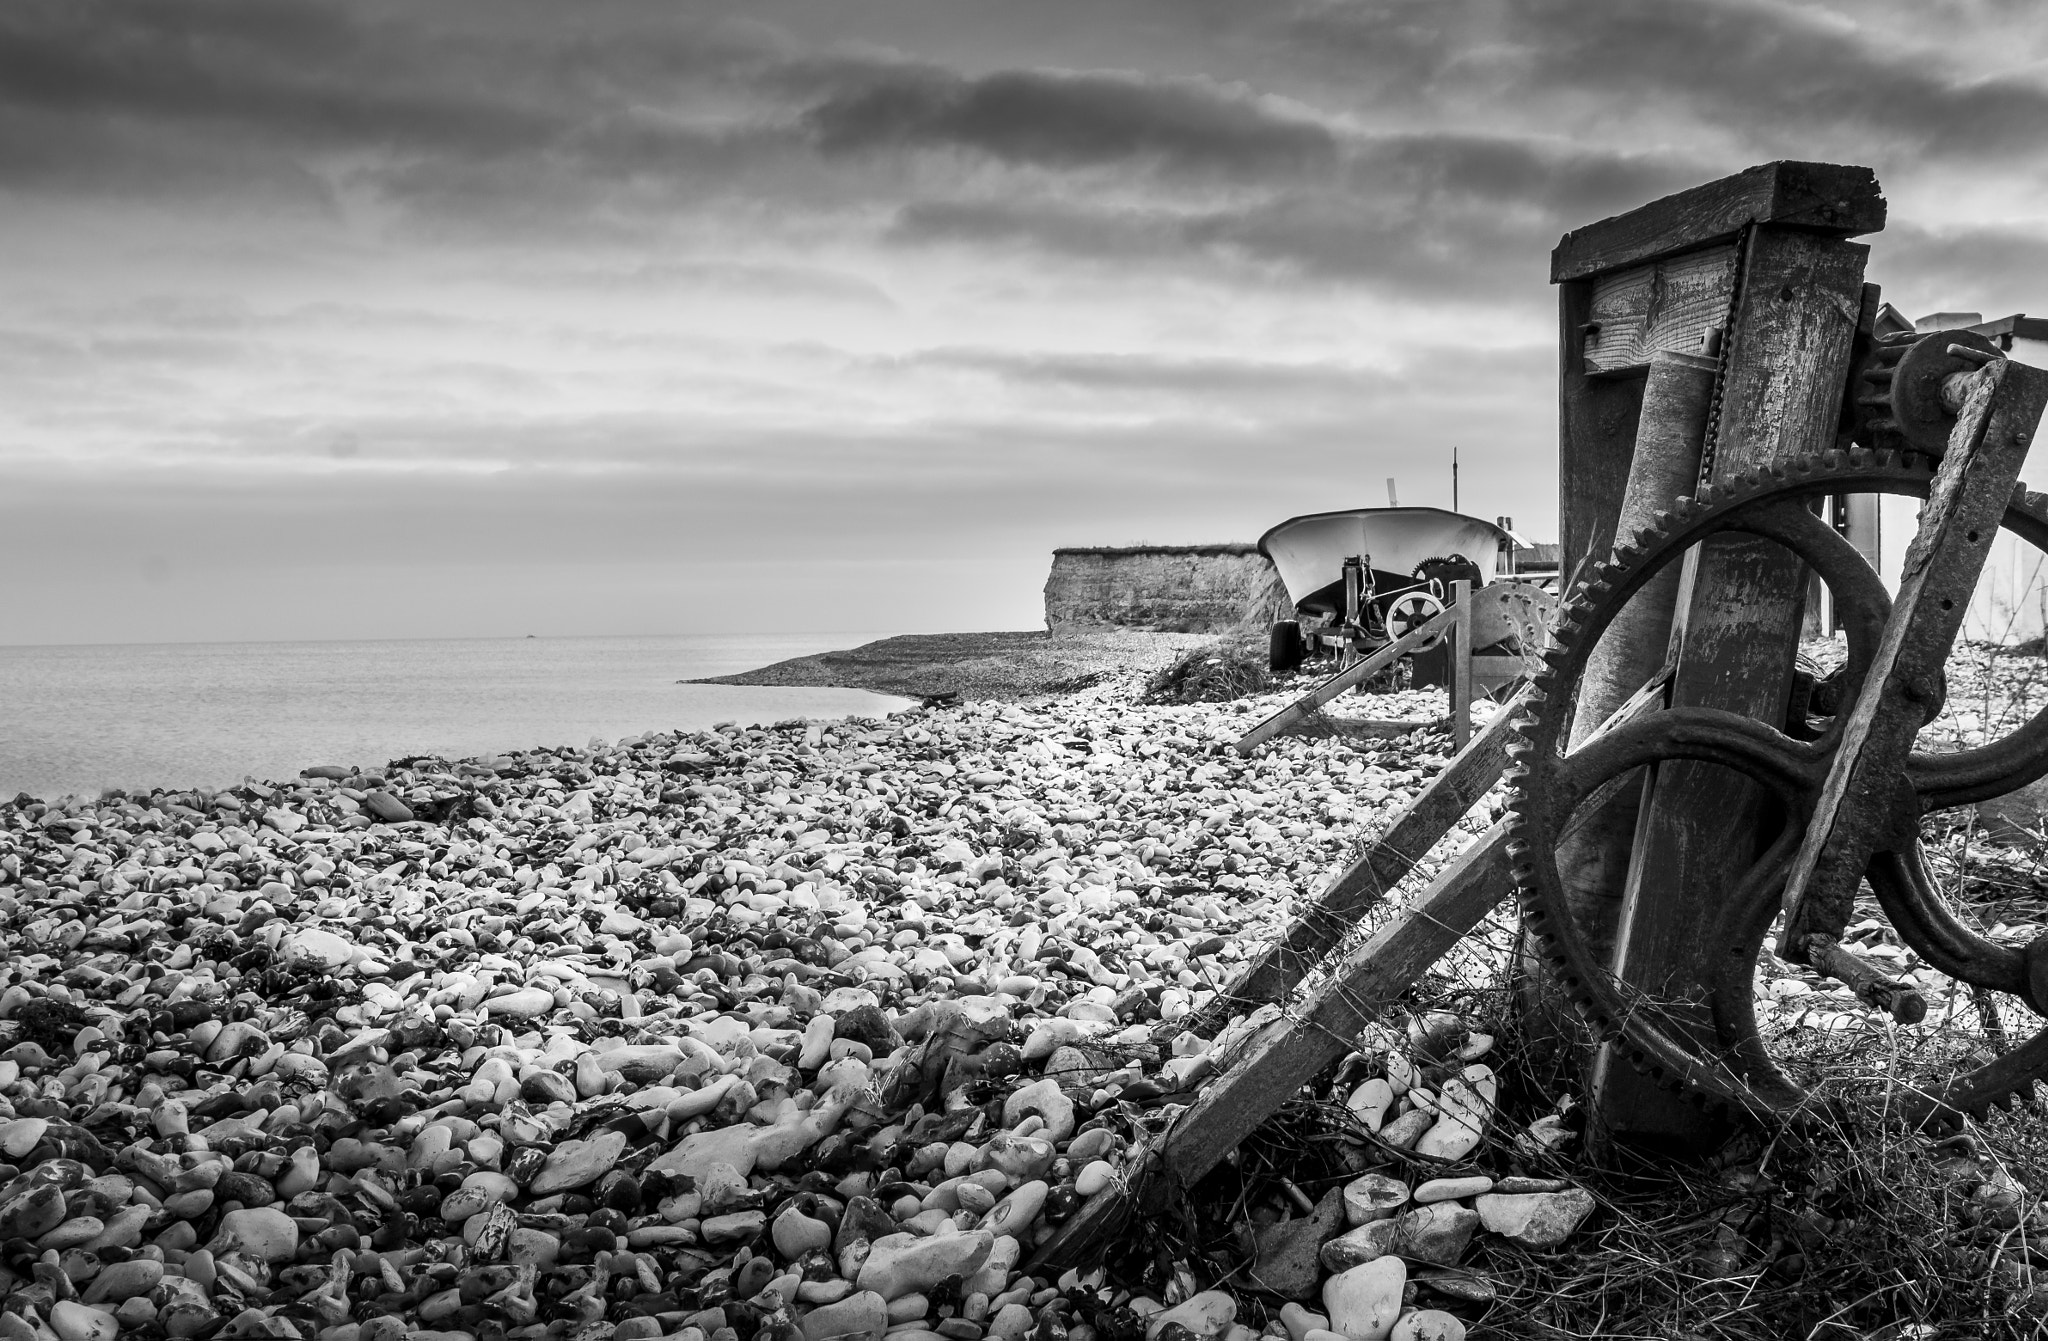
[0,0,549,157]
[891,132,1706,297]
[1288,0,2048,159]
[801,65,1337,177]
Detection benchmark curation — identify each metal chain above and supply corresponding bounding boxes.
[1695,223,1756,487]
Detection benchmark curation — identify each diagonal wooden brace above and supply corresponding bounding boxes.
[1778,358,2048,957]
[1234,606,1459,755]
[1162,817,1515,1186]
[1186,687,1528,1038]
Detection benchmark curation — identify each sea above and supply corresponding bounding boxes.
[0,633,915,802]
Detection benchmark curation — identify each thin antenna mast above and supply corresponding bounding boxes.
[1452,446,1459,513]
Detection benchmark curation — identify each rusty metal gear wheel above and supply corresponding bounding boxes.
[1506,447,2048,1128]
[1851,328,2003,456]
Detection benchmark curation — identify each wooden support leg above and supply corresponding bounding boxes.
[1450,579,1472,751]
[1593,227,1870,1145]
[1534,349,1718,1059]
[1234,608,1456,755]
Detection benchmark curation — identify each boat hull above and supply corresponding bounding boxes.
[1258,508,1509,616]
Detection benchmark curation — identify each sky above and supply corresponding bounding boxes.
[6,0,2048,644]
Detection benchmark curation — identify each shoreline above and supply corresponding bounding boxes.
[688,628,1218,702]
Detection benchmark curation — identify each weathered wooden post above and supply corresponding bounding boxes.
[1545,161,1887,1144]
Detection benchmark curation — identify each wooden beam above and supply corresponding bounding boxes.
[1234,608,1456,755]
[1551,161,1884,283]
[1162,820,1515,1186]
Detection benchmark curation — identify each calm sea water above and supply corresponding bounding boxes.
[0,634,914,801]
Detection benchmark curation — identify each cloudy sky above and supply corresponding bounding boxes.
[5,0,2048,644]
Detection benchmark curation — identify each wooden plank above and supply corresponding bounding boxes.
[1558,277,1647,584]
[1234,608,1456,755]
[1274,717,1434,743]
[1583,246,1738,374]
[1595,226,1873,1143]
[1551,161,1884,283]
[1162,820,1516,1186]
[1194,690,1528,1035]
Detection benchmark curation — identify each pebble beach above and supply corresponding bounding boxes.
[0,657,1530,1341]
[7,638,2043,1341]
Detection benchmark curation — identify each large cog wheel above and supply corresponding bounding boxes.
[1506,447,2048,1128]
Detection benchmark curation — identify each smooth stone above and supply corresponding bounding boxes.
[1474,1189,1595,1249]
[1342,1174,1408,1226]
[1075,1161,1116,1197]
[1345,1079,1393,1133]
[0,1185,66,1239]
[49,1302,118,1341]
[983,1181,1047,1239]
[988,1304,1034,1341]
[1323,1258,1405,1341]
[207,1207,298,1263]
[651,1124,761,1182]
[1388,1312,1464,1341]
[774,1206,833,1261]
[703,1211,768,1246]
[0,1117,49,1159]
[1000,1079,1075,1144]
[1411,1269,1495,1305]
[484,988,557,1020]
[1411,1176,1491,1205]
[1277,1306,1329,1341]
[81,1257,163,1305]
[281,927,356,969]
[530,1129,626,1195]
[855,1229,994,1302]
[594,1045,687,1082]
[803,1290,889,1341]
[1376,1109,1434,1151]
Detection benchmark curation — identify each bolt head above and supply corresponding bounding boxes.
[2018,431,2032,446]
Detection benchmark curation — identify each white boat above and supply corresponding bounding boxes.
[1257,507,1515,617]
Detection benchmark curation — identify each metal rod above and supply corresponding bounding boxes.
[1803,933,1928,1024]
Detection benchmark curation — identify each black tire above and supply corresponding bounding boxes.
[1269,619,1306,672]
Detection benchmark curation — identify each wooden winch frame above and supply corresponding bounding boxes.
[1027,160,2043,1270]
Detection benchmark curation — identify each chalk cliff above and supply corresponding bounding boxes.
[1043,545,1289,633]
